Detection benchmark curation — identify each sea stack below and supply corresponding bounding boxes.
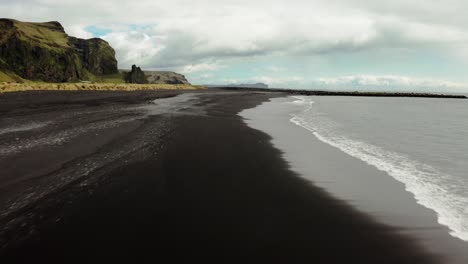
[125,65,148,84]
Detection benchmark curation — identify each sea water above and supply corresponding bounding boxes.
[289,96,468,241]
[241,95,468,262]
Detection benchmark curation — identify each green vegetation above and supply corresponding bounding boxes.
[0,18,118,82]
[85,71,126,84]
[0,19,191,89]
[0,70,26,83]
[0,82,204,93]
[12,20,70,52]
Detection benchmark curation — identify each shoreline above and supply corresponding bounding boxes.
[242,95,468,263]
[0,90,441,262]
[1,84,466,99]
[217,87,468,99]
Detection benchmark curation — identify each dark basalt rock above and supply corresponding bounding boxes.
[125,65,148,84]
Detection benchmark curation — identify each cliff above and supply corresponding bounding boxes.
[69,37,118,76]
[0,18,118,82]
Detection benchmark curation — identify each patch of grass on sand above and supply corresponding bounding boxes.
[0,82,205,93]
[0,70,27,83]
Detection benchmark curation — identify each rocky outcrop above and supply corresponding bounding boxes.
[125,65,148,84]
[120,69,191,85]
[145,71,190,85]
[0,18,118,82]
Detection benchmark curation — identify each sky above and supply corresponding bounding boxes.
[2,0,468,92]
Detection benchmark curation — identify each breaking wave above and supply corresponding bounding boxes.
[289,96,468,242]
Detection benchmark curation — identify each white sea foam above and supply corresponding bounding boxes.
[0,122,50,136]
[289,96,468,242]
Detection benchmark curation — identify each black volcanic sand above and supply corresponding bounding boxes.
[0,91,441,263]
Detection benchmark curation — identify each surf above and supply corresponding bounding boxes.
[289,96,468,242]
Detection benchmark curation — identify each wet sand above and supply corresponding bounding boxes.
[0,90,441,263]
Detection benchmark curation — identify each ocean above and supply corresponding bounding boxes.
[241,95,468,263]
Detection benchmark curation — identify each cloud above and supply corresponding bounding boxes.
[102,31,165,69]
[199,74,467,92]
[218,76,302,87]
[66,24,94,39]
[258,76,304,86]
[2,0,468,90]
[5,1,468,61]
[265,66,286,73]
[180,62,225,74]
[312,75,468,92]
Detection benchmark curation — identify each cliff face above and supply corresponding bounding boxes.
[0,19,118,82]
[68,37,118,76]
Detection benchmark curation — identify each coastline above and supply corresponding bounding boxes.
[241,95,468,263]
[217,87,468,99]
[0,91,440,263]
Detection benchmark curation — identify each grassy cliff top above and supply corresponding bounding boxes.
[0,69,27,83]
[0,18,70,51]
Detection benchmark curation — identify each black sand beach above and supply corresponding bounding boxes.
[0,90,441,263]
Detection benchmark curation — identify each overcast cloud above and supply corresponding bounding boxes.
[2,0,468,91]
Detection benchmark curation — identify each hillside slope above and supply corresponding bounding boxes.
[145,71,190,84]
[0,18,118,82]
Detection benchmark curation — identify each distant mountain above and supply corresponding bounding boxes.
[205,83,269,89]
[0,18,118,82]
